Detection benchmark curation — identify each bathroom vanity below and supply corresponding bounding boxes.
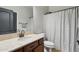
[13,38,44,52]
[0,33,44,52]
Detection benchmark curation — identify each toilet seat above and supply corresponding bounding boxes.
[44,41,54,48]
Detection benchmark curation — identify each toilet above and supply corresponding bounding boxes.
[44,41,54,52]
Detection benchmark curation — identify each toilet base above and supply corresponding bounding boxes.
[44,47,54,52]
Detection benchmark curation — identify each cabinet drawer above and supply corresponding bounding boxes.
[38,38,44,45]
[24,40,38,52]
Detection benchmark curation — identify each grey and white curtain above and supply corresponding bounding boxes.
[43,7,78,52]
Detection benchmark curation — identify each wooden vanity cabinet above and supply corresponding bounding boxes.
[12,38,44,52]
[12,47,24,52]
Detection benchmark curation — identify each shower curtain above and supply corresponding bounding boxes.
[43,7,78,52]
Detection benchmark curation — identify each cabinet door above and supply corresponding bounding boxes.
[33,45,44,52]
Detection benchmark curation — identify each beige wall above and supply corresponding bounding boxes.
[33,6,48,33]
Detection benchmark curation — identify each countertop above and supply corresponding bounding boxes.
[0,33,44,52]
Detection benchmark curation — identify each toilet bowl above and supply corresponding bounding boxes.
[44,41,54,52]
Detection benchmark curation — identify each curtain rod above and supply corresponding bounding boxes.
[44,6,79,15]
